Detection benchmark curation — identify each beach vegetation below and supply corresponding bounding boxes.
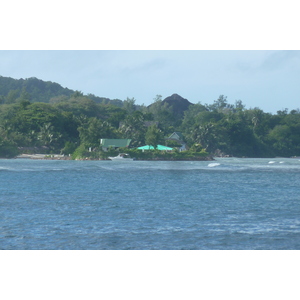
[1,76,300,159]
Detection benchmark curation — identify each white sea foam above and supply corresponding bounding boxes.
[208,163,220,168]
[0,166,10,170]
[268,161,276,164]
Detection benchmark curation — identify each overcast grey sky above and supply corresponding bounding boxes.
[0,50,299,113]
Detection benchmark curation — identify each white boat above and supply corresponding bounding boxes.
[108,153,134,161]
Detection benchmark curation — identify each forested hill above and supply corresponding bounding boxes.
[0,76,74,103]
[1,75,300,160]
[0,76,120,105]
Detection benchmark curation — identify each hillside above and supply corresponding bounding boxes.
[1,75,300,159]
[0,75,121,106]
[0,77,199,116]
[0,76,74,103]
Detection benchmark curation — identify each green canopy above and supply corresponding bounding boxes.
[137,144,173,151]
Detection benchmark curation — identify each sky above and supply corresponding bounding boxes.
[0,50,299,114]
[1,1,300,115]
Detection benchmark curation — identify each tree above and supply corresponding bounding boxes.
[206,95,233,112]
[54,97,100,118]
[190,122,218,152]
[221,114,269,157]
[234,100,245,112]
[17,87,31,103]
[267,125,293,156]
[119,111,146,147]
[147,100,176,133]
[181,102,207,133]
[123,97,136,114]
[72,90,84,98]
[49,95,69,104]
[78,118,118,147]
[6,89,19,104]
[145,124,164,149]
[61,141,77,155]
[37,122,62,150]
[0,135,18,158]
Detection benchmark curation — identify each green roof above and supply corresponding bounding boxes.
[100,139,131,148]
[137,144,173,151]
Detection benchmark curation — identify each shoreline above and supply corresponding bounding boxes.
[3,155,298,161]
[15,154,71,160]
[12,154,214,161]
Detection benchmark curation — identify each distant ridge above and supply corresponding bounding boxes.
[0,76,195,114]
[0,75,122,106]
[0,76,74,103]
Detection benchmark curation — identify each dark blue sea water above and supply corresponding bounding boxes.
[1,157,300,249]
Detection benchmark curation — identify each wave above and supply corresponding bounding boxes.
[1,158,300,174]
[0,166,12,171]
[207,163,221,168]
[0,165,66,172]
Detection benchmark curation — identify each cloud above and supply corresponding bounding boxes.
[260,50,300,71]
[119,58,167,78]
[1,50,299,113]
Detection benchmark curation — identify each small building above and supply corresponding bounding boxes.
[165,132,187,151]
[100,139,131,151]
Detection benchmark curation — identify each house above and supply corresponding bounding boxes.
[165,132,187,151]
[100,139,131,151]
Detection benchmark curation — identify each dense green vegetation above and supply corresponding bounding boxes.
[0,76,122,105]
[1,76,300,159]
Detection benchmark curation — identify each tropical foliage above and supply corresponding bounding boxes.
[1,76,300,159]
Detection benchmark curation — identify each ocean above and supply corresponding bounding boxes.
[1,157,300,250]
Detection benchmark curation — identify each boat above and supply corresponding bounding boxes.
[108,153,134,161]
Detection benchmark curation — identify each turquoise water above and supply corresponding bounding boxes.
[1,157,300,249]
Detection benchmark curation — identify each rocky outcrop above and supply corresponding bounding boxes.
[162,94,194,118]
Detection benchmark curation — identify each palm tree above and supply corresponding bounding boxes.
[145,124,164,149]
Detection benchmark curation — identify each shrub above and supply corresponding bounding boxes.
[72,144,89,160]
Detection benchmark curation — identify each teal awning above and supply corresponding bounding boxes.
[137,145,173,151]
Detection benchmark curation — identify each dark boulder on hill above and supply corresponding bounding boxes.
[162,93,193,118]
